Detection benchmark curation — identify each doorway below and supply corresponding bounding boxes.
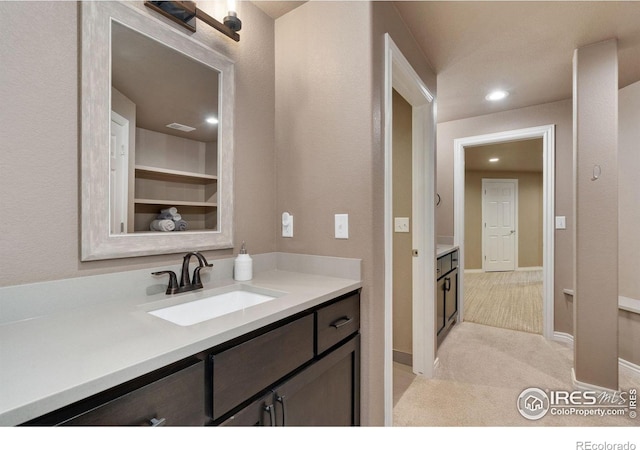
[453,125,555,339]
[383,34,436,426]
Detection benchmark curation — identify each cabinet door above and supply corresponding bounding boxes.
[272,335,360,426]
[445,269,458,323]
[437,277,446,335]
[217,392,277,427]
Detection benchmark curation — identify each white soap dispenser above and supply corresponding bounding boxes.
[234,241,253,281]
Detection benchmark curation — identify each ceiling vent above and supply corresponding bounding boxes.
[166,122,196,132]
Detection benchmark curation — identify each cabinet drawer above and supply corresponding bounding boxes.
[438,252,452,276]
[63,361,205,426]
[211,314,314,421]
[451,250,459,270]
[316,292,360,355]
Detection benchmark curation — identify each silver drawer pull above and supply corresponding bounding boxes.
[149,417,166,427]
[330,316,353,329]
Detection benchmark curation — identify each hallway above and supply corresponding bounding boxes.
[463,269,543,334]
[393,322,639,426]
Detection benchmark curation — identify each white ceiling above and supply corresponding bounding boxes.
[112,21,219,142]
[252,0,640,123]
[465,139,543,172]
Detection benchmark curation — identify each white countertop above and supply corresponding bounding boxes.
[0,256,362,426]
[437,244,458,258]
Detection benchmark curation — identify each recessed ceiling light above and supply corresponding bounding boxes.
[489,158,500,163]
[206,116,219,125]
[485,90,509,102]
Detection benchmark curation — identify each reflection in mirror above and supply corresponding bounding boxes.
[81,1,234,261]
[111,21,220,235]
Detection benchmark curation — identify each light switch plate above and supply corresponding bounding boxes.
[394,217,410,233]
[282,212,293,237]
[555,216,566,230]
[335,214,349,239]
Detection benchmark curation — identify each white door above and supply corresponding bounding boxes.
[482,179,517,272]
[110,111,129,235]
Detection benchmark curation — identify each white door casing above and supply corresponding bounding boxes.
[110,111,129,235]
[482,179,518,272]
[453,125,555,341]
[384,34,436,426]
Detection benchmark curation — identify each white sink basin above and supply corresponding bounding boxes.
[149,287,282,326]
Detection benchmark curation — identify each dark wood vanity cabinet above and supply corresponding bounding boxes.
[24,290,360,427]
[213,291,361,426]
[25,359,207,426]
[437,250,459,347]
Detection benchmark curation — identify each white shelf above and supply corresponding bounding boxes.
[134,198,217,208]
[135,165,217,183]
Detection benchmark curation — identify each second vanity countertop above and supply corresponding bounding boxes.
[0,256,362,426]
[437,244,458,258]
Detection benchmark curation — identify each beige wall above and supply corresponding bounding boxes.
[573,40,619,390]
[276,1,437,426]
[618,79,640,366]
[437,99,575,334]
[619,80,640,302]
[392,90,413,357]
[0,1,277,286]
[465,171,543,269]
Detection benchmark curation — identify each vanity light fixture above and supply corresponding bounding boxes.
[144,1,242,42]
[485,90,509,102]
[489,158,500,163]
[206,116,219,125]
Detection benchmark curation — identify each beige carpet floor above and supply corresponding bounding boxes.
[393,322,640,427]
[463,269,543,334]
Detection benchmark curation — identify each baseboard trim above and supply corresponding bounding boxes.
[516,266,543,272]
[554,332,640,378]
[571,368,621,394]
[392,350,412,366]
[552,331,574,346]
[619,357,640,377]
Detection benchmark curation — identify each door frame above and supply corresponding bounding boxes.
[481,178,519,272]
[453,125,555,339]
[110,110,129,235]
[383,34,436,426]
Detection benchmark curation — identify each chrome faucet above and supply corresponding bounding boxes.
[152,251,213,295]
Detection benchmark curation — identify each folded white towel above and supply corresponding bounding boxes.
[150,219,175,232]
[161,207,178,216]
[172,213,182,221]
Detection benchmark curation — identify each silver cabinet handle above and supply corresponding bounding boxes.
[149,417,166,427]
[330,316,353,329]
[276,394,287,426]
[263,404,276,426]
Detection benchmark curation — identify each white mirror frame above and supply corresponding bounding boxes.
[81,1,234,261]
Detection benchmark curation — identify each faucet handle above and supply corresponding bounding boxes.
[192,266,204,289]
[152,271,179,295]
[194,252,213,267]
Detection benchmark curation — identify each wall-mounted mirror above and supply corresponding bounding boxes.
[81,1,234,260]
